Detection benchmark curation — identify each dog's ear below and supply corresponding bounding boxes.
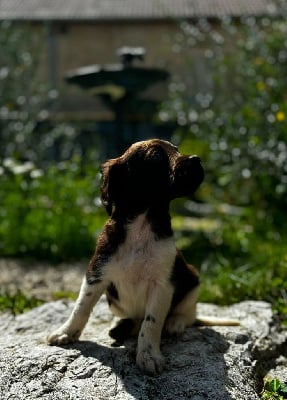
[101,161,127,215]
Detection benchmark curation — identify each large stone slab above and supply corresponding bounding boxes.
[0,299,286,399]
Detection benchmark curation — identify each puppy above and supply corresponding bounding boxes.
[47,139,237,375]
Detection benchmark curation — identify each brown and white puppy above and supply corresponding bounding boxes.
[47,139,236,375]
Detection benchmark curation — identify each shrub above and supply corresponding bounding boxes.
[0,158,105,262]
[164,17,287,316]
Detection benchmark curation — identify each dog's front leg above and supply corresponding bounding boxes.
[47,276,105,345]
[136,283,173,375]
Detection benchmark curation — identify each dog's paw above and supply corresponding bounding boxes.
[47,328,80,346]
[165,315,186,336]
[136,348,165,375]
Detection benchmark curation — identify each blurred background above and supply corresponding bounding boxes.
[0,0,286,320]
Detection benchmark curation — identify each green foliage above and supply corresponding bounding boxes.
[52,291,78,300]
[0,22,93,164]
[0,23,106,263]
[0,21,48,161]
[0,157,105,261]
[166,18,287,215]
[165,17,287,318]
[0,288,44,316]
[261,377,287,400]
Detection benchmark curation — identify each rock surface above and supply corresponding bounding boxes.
[0,299,286,400]
[0,258,85,300]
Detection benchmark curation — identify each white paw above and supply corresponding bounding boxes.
[165,315,186,336]
[136,348,165,375]
[47,327,80,346]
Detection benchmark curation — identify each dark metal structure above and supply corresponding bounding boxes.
[65,47,173,157]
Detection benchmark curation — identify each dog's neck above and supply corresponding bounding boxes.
[110,201,173,240]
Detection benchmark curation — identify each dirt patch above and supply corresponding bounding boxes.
[0,258,87,301]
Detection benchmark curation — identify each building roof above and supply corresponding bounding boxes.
[0,0,283,21]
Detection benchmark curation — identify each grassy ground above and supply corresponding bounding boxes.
[171,198,287,325]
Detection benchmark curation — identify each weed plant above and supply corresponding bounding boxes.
[0,288,44,316]
[261,377,287,400]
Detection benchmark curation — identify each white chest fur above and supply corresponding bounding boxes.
[104,213,176,318]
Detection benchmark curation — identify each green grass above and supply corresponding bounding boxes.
[0,288,44,316]
[173,210,287,324]
[52,290,78,301]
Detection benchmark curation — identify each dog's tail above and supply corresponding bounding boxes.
[194,316,240,326]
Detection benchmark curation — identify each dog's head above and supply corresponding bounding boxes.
[101,139,204,215]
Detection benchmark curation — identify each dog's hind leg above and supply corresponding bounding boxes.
[165,286,240,335]
[47,277,105,345]
[165,286,199,336]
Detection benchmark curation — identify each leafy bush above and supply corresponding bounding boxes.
[0,157,105,261]
[165,18,287,214]
[0,22,98,165]
[0,21,48,161]
[0,23,106,263]
[164,17,287,317]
